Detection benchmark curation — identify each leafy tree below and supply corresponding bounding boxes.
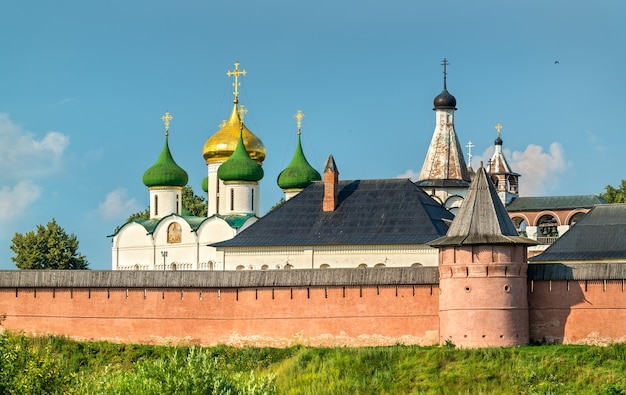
[182,185,208,217]
[10,219,89,270]
[126,185,207,222]
[127,207,149,222]
[267,197,285,214]
[600,180,626,203]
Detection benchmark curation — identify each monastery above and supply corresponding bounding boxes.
[2,60,624,348]
[111,60,599,270]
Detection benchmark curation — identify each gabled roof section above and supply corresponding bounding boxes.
[506,195,606,212]
[111,212,255,236]
[431,166,536,246]
[213,178,454,247]
[530,204,626,262]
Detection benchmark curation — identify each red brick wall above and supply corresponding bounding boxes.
[529,280,626,345]
[0,285,440,347]
[2,279,626,347]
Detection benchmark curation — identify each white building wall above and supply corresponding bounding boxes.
[219,245,440,270]
[220,182,258,215]
[148,187,182,219]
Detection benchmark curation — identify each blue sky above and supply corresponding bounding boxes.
[1,1,624,270]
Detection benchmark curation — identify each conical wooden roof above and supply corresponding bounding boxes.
[430,164,536,246]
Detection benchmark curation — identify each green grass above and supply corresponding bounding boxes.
[1,331,625,394]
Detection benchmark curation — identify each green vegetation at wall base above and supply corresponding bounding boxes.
[1,331,625,394]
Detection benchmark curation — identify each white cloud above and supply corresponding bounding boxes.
[475,143,570,196]
[0,180,42,220]
[586,131,607,153]
[97,188,140,220]
[0,113,70,180]
[395,169,420,181]
[510,143,570,196]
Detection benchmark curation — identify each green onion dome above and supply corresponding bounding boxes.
[217,129,264,182]
[277,134,321,190]
[201,176,208,193]
[142,135,189,188]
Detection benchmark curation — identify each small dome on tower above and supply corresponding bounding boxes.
[201,176,208,193]
[143,113,188,188]
[217,128,264,182]
[433,58,457,110]
[277,110,321,190]
[433,89,457,110]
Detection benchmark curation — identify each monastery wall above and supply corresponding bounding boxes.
[1,264,626,347]
[0,268,440,347]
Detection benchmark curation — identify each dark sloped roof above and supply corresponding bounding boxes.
[530,204,626,262]
[431,166,536,246]
[213,178,454,247]
[506,195,606,211]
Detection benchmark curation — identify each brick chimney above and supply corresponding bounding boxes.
[323,155,339,212]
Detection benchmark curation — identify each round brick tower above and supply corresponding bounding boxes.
[431,164,536,347]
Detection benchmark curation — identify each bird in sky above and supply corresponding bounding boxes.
[554,60,560,64]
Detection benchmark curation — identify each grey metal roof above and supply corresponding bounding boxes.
[506,195,606,211]
[530,204,626,262]
[213,178,454,247]
[431,166,536,246]
[0,267,439,288]
[527,263,626,280]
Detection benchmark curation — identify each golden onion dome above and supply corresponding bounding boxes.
[202,100,266,164]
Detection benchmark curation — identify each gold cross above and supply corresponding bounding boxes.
[227,61,247,100]
[294,109,305,135]
[161,111,173,136]
[238,104,248,123]
[495,122,503,138]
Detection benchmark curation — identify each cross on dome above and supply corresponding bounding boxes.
[238,104,248,123]
[294,109,305,135]
[495,122,503,138]
[466,140,475,168]
[161,111,173,136]
[441,58,450,89]
[227,61,247,100]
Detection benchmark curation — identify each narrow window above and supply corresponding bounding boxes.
[176,194,179,214]
[230,189,234,211]
[251,189,255,211]
[154,195,159,216]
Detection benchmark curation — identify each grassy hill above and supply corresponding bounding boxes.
[1,331,625,394]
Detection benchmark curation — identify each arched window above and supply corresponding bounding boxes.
[320,264,330,269]
[261,264,268,270]
[511,217,527,237]
[358,263,368,269]
[236,265,245,271]
[284,264,293,270]
[374,263,386,268]
[411,263,423,268]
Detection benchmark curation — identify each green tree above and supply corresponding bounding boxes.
[126,185,207,222]
[600,180,626,203]
[10,219,89,270]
